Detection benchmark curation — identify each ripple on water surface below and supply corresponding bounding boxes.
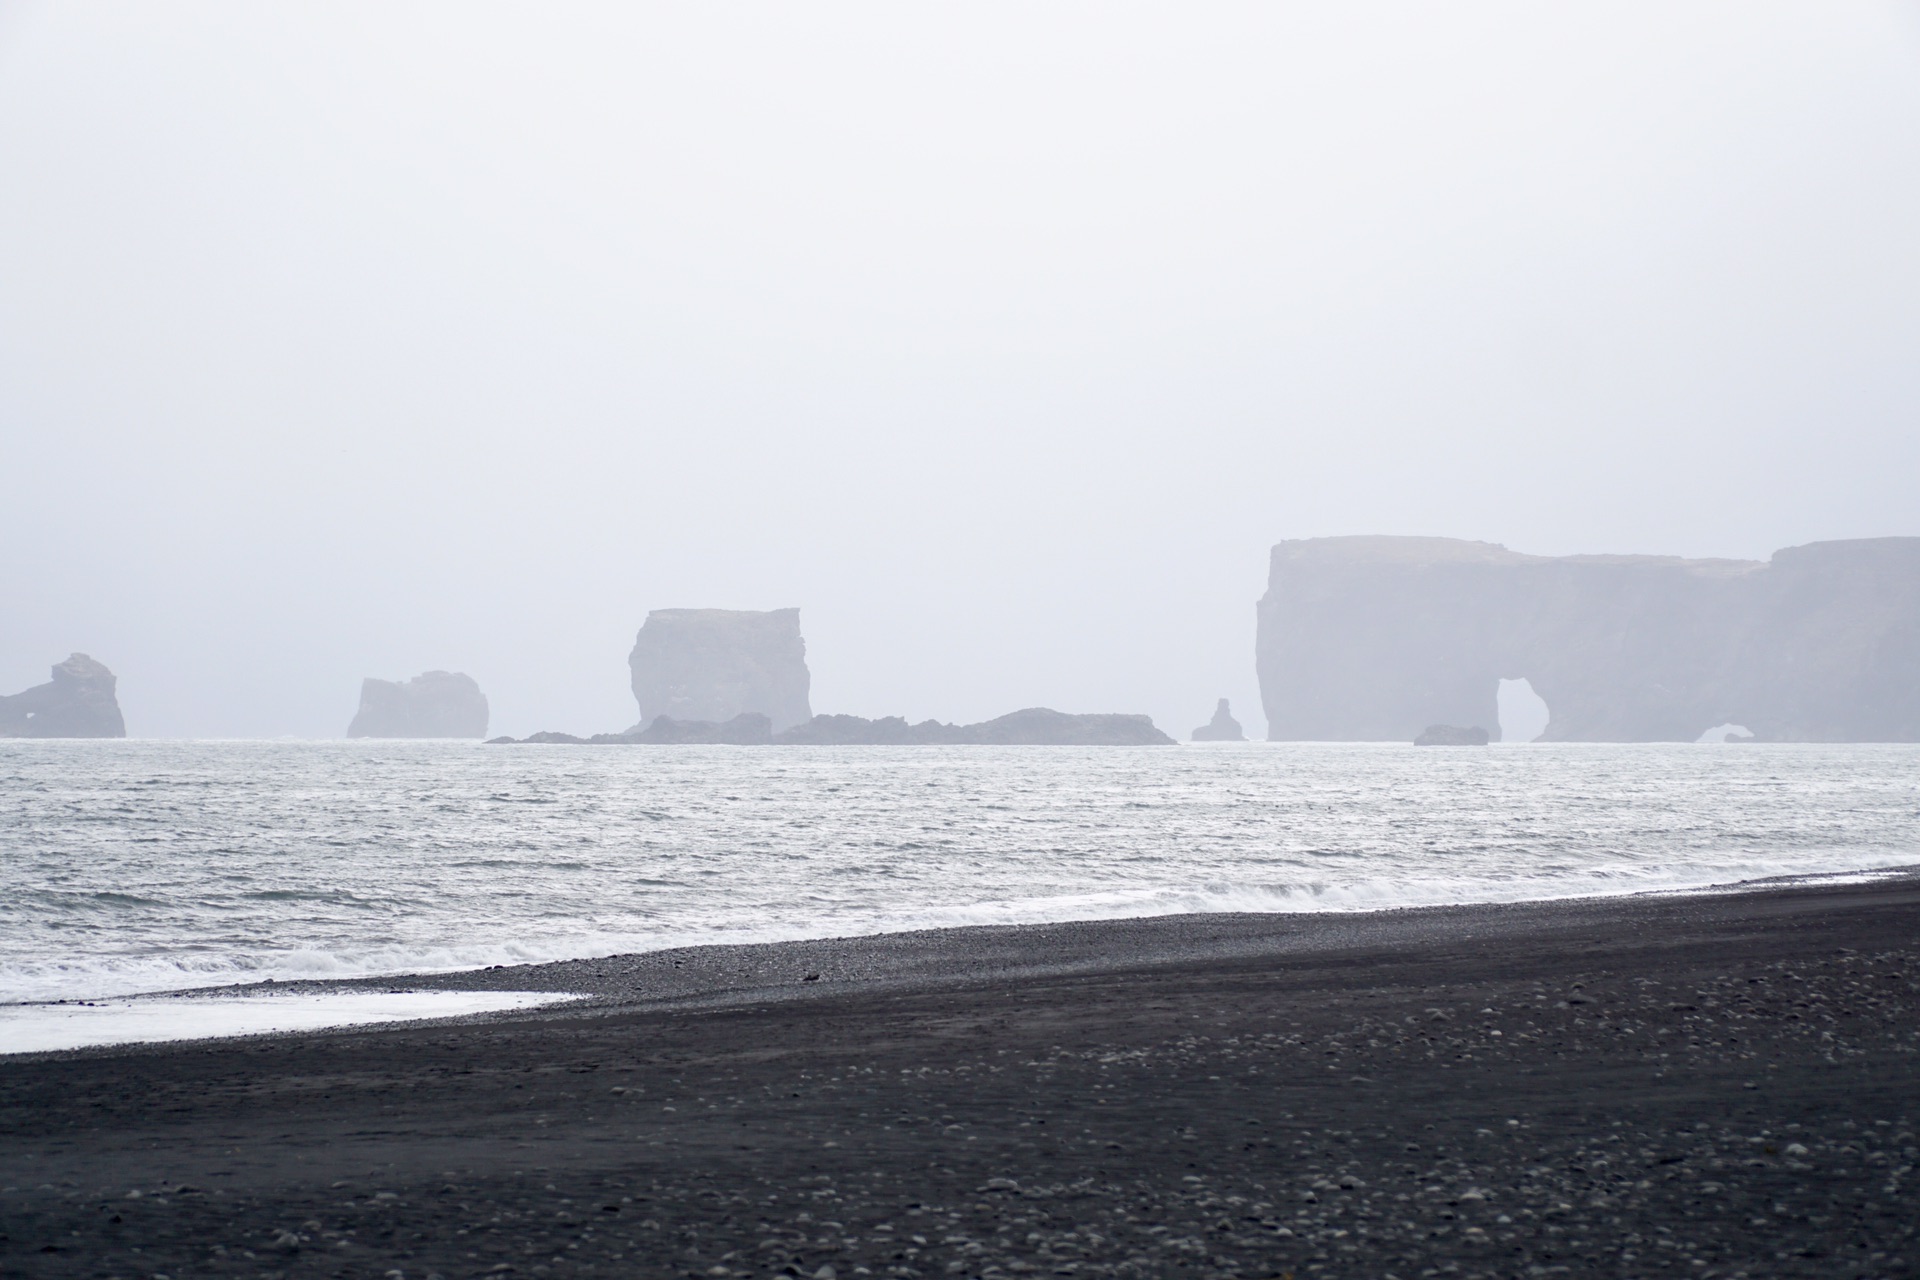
[0,739,1916,1002]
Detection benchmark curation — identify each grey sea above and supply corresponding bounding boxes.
[3,739,1917,1005]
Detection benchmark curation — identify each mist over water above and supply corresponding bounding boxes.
[4,740,1915,1006]
[3,6,1917,740]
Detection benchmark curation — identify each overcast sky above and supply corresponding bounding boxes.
[2,3,1917,739]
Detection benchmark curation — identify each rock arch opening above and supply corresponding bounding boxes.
[1497,677,1550,743]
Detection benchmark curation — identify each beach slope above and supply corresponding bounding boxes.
[3,877,1916,1277]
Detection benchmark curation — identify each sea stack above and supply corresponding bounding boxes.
[0,653,126,738]
[347,671,490,738]
[628,608,813,734]
[1256,536,1920,742]
[1191,699,1246,741]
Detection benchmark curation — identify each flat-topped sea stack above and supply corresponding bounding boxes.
[629,608,812,734]
[1257,536,1920,742]
[0,653,126,738]
[347,671,489,738]
[1190,698,1246,741]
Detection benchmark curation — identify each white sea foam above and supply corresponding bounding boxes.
[0,991,577,1055]
[1,739,1915,1003]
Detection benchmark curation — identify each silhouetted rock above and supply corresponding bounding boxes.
[629,608,812,734]
[1414,724,1490,746]
[1257,536,1920,742]
[0,653,125,738]
[498,708,1176,746]
[771,708,1175,745]
[1191,699,1245,741]
[960,708,1174,745]
[612,713,773,745]
[347,671,489,738]
[773,714,944,745]
[517,731,588,744]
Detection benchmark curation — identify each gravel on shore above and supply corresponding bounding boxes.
[2,875,1916,1279]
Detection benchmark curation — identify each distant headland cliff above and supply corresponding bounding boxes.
[1257,536,1920,742]
[348,671,489,739]
[0,654,125,738]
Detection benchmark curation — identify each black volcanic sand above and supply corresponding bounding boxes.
[3,879,1917,1280]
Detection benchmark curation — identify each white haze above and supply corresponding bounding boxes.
[1,3,1917,739]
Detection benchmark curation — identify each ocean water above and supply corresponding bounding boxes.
[2,740,1917,1006]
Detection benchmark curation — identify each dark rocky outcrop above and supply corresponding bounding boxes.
[772,708,1175,745]
[492,708,1177,746]
[0,653,125,738]
[773,714,945,745]
[1414,724,1490,746]
[1257,536,1920,742]
[614,713,774,745]
[956,708,1175,745]
[491,715,775,746]
[1190,699,1246,742]
[347,671,489,739]
[629,608,812,735]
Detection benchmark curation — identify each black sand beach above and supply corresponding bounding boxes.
[3,877,1916,1279]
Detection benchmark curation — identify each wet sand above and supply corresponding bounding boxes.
[3,875,1917,1279]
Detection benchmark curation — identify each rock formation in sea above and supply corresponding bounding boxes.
[772,714,943,745]
[492,715,776,746]
[954,708,1175,745]
[629,608,812,734]
[492,708,1177,746]
[772,708,1176,745]
[0,653,126,738]
[347,671,489,739]
[1414,724,1490,746]
[619,713,775,745]
[1190,699,1246,742]
[1256,536,1920,742]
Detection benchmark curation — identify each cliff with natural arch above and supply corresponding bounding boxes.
[1256,536,1920,742]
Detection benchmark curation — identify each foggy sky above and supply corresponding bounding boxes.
[3,3,1918,739]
